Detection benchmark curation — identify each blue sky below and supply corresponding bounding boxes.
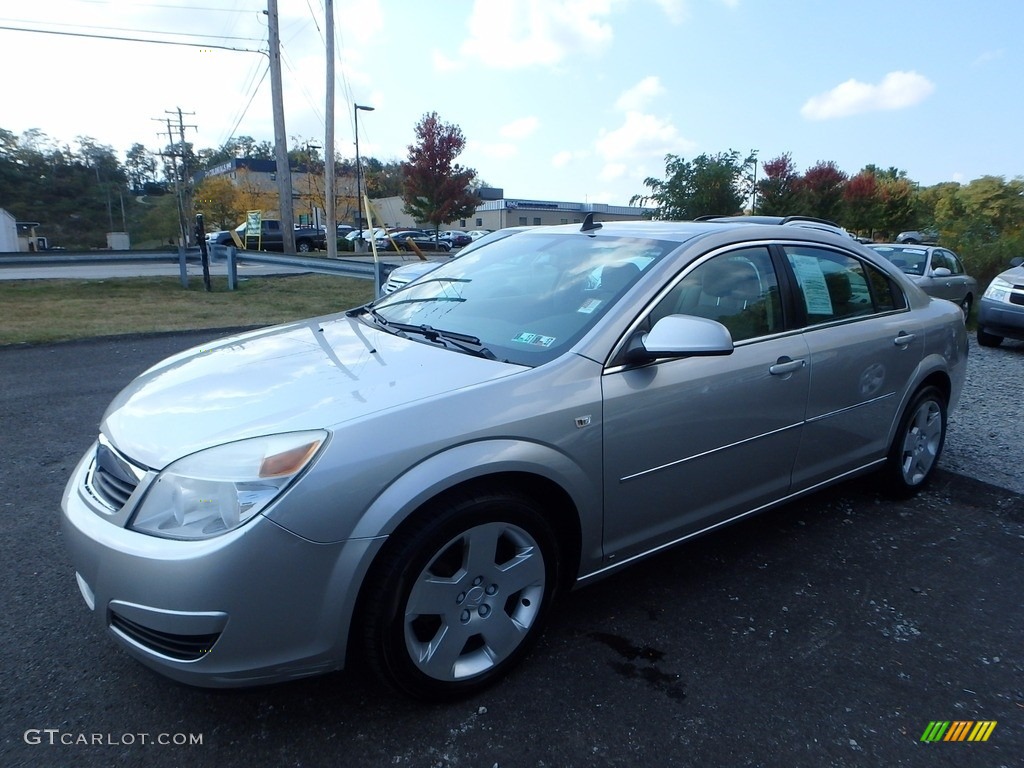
[1,0,1020,207]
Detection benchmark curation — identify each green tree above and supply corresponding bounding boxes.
[125,143,158,194]
[631,150,757,219]
[875,176,917,238]
[194,175,243,231]
[401,113,480,229]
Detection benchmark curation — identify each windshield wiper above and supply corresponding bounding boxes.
[346,305,496,360]
[387,322,497,360]
[345,303,389,327]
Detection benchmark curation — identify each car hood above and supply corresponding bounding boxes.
[101,314,526,469]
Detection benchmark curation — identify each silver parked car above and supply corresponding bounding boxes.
[868,244,978,316]
[976,256,1024,347]
[61,218,968,700]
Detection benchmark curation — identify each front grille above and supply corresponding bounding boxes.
[89,440,144,511]
[1010,287,1024,307]
[110,612,221,661]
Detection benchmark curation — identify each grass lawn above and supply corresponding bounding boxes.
[0,273,375,346]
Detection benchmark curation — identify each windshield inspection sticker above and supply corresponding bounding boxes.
[512,331,556,347]
[577,298,602,314]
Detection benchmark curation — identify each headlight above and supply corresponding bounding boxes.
[983,277,1012,303]
[130,431,327,540]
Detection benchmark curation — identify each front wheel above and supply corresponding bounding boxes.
[359,488,560,700]
[879,386,947,497]
[977,327,1003,347]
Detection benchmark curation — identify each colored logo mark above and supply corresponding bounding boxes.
[920,721,997,742]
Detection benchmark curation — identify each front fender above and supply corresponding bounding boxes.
[350,438,602,570]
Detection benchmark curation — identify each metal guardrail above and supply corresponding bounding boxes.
[218,245,394,294]
[1,245,397,294]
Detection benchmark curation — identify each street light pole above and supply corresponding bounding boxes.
[354,103,374,248]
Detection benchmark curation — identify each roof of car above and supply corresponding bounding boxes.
[528,216,859,246]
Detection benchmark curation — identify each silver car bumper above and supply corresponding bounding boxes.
[60,447,382,687]
[978,296,1024,340]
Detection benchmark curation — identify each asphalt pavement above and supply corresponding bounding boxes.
[1,331,1021,768]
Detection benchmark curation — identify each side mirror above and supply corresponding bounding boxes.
[1010,257,1023,268]
[931,267,952,277]
[624,315,734,364]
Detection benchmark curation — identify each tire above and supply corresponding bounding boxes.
[880,385,947,497]
[360,487,561,700]
[959,295,972,319]
[296,240,312,253]
[977,327,1003,347]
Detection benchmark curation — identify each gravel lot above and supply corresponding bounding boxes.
[942,335,1024,495]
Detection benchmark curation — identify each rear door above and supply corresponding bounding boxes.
[780,244,922,490]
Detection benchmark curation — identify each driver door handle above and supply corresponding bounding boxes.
[769,357,807,376]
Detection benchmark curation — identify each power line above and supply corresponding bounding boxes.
[0,24,264,53]
[0,18,263,41]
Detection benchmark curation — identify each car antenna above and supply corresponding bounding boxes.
[581,212,602,232]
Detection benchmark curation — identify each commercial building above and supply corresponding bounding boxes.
[371,188,647,232]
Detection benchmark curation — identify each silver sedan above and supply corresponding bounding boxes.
[62,219,967,700]
[868,243,978,316]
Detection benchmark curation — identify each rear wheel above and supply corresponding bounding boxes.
[296,239,312,253]
[880,386,947,497]
[360,487,560,700]
[977,327,1003,347]
[959,295,972,318]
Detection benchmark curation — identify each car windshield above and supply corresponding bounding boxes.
[870,246,928,276]
[369,231,675,366]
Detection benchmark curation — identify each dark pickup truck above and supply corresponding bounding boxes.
[211,219,328,253]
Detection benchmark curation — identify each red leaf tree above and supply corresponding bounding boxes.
[401,112,481,232]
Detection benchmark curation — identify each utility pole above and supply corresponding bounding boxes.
[324,0,337,258]
[169,108,197,244]
[267,0,295,253]
[154,116,188,248]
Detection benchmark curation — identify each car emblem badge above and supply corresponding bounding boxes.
[575,415,592,429]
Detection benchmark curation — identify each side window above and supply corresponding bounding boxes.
[865,261,904,311]
[784,246,885,324]
[650,247,782,342]
[934,249,962,275]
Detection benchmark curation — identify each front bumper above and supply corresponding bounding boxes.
[978,297,1024,341]
[60,446,383,687]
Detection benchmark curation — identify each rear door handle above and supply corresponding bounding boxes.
[894,332,916,347]
[769,357,807,376]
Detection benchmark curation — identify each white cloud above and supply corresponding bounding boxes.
[600,162,629,181]
[551,149,590,168]
[615,76,665,112]
[593,112,694,190]
[500,117,540,140]
[800,71,936,120]
[594,111,694,162]
[552,151,574,168]
[972,49,1004,67]
[467,139,518,160]
[459,0,615,70]
[651,0,688,23]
